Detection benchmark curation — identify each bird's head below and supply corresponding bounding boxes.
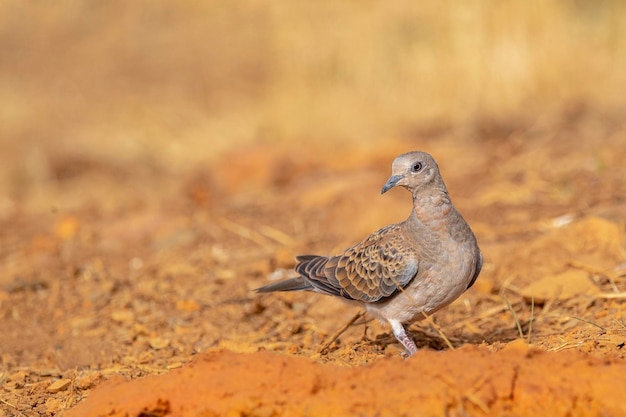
[381,151,444,195]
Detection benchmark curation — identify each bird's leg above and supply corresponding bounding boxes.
[390,320,418,357]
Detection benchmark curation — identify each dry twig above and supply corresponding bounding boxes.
[318,311,365,354]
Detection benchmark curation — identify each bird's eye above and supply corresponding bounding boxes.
[411,162,423,172]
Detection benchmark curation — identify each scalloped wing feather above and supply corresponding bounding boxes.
[295,224,419,302]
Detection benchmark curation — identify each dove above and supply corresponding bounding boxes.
[256,151,482,356]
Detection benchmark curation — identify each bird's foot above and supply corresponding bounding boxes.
[390,320,418,358]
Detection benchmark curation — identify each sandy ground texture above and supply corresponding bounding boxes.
[2,2,626,416]
[2,133,626,416]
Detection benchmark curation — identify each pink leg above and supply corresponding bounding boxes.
[390,320,418,357]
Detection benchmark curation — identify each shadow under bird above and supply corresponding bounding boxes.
[256,151,482,357]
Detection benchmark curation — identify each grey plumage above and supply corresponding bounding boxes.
[256,151,482,356]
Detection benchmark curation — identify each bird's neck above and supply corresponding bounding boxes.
[408,187,454,225]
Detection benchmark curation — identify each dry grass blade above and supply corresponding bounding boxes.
[595,292,626,299]
[217,217,273,246]
[613,318,626,330]
[63,372,78,409]
[464,391,490,414]
[527,297,534,344]
[257,225,296,246]
[0,397,17,408]
[619,220,626,260]
[318,311,365,354]
[419,311,455,350]
[503,294,524,340]
[570,316,606,331]
[549,341,586,352]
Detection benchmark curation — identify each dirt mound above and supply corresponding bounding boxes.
[68,344,626,417]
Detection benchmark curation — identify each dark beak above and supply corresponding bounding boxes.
[381,175,404,194]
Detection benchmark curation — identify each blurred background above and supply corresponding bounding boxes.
[3,3,626,413]
[1,0,625,201]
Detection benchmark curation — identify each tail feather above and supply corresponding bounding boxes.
[255,276,313,293]
[256,254,340,296]
[295,255,329,279]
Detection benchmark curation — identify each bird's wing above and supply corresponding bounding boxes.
[466,251,483,290]
[296,224,419,302]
